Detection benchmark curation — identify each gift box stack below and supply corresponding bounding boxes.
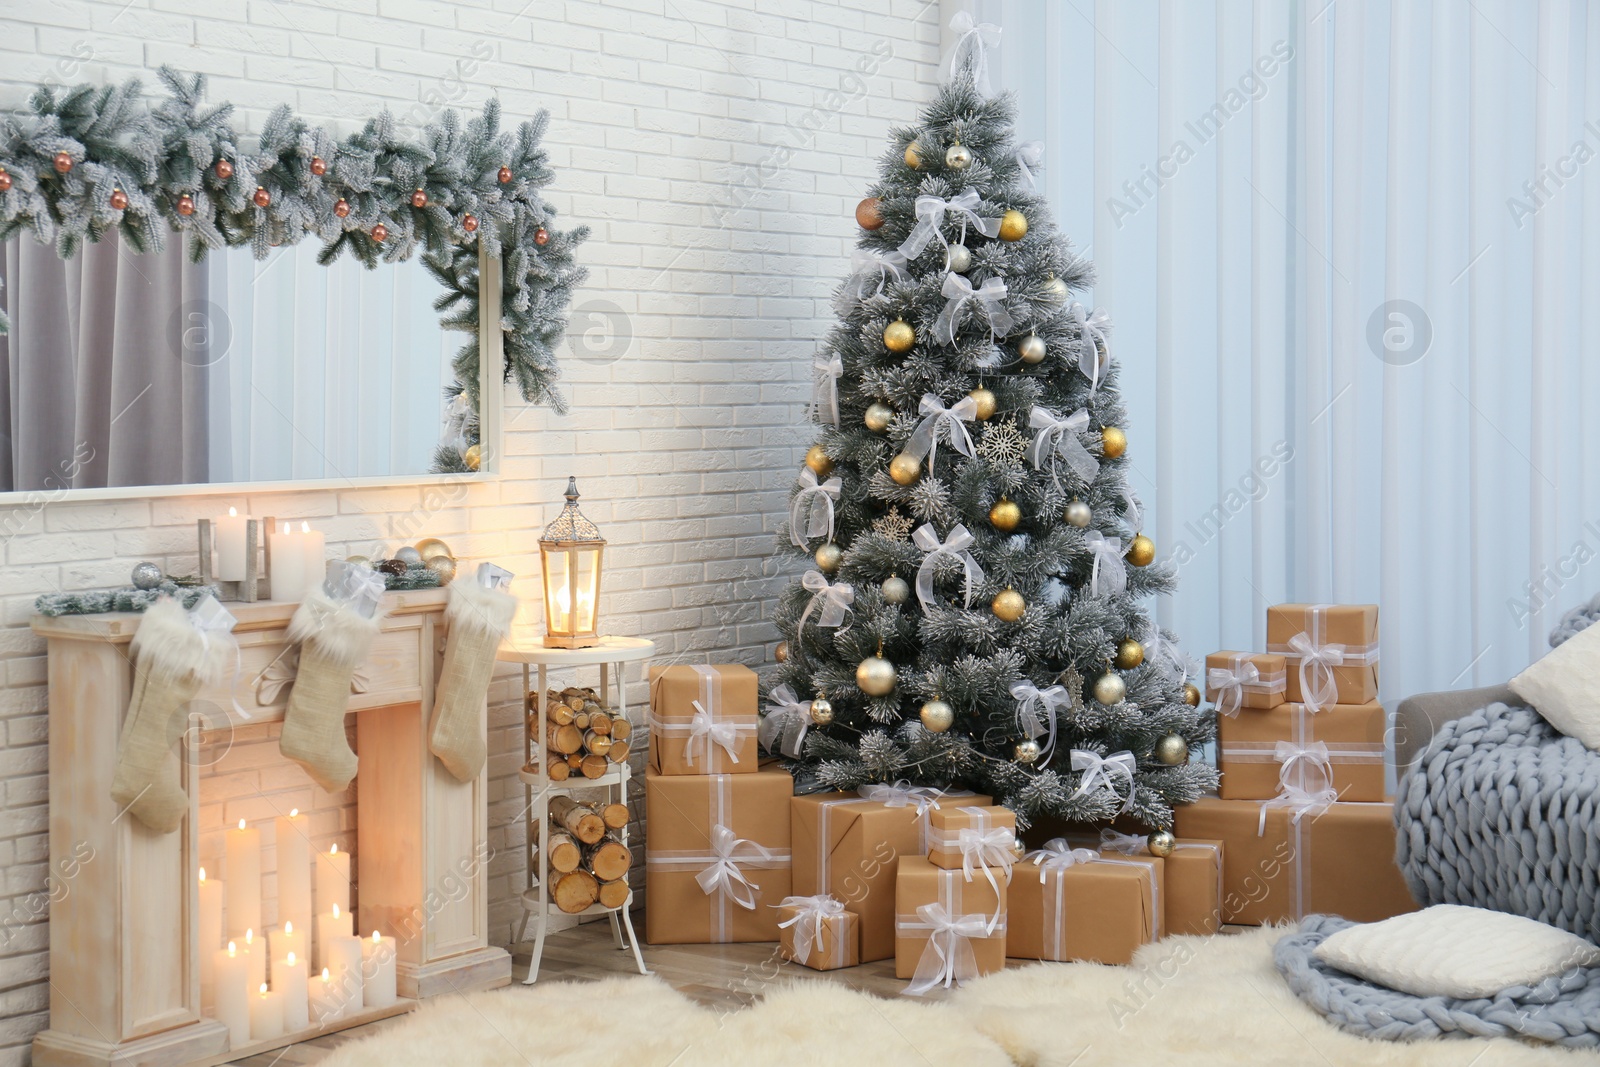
[644,665,794,945]
[1175,603,1417,925]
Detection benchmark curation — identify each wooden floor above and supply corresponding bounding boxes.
[225,914,904,1064]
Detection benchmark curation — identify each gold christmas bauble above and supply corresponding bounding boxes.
[944,243,972,273]
[809,696,835,725]
[463,444,482,470]
[1044,275,1069,305]
[998,209,1028,241]
[1115,639,1145,670]
[884,319,915,353]
[969,386,996,421]
[1126,534,1156,568]
[881,575,910,604]
[989,498,1021,533]
[1182,682,1202,707]
[992,588,1026,622]
[1065,499,1091,528]
[805,444,833,477]
[856,655,897,696]
[425,554,457,585]
[1093,670,1127,705]
[1147,830,1177,858]
[919,699,954,733]
[1154,734,1189,766]
[815,543,843,573]
[904,141,922,168]
[1019,334,1046,364]
[1101,426,1127,459]
[945,143,972,169]
[864,402,894,432]
[345,554,371,566]
[889,452,921,486]
[1013,737,1041,764]
[416,537,452,561]
[775,641,789,663]
[855,197,884,230]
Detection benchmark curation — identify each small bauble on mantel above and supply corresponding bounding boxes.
[130,562,163,590]
[416,538,452,560]
[425,555,457,585]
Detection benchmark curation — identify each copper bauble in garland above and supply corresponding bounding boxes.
[0,168,11,193]
[334,198,351,218]
[310,156,327,176]
[176,194,195,216]
[214,158,233,180]
[252,186,271,208]
[109,189,128,210]
[410,188,428,208]
[462,213,478,233]
[370,223,388,242]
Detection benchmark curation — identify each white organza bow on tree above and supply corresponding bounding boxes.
[812,353,843,428]
[1071,303,1112,394]
[1027,406,1099,487]
[945,11,1001,96]
[905,392,978,471]
[835,248,909,311]
[1009,680,1072,761]
[760,684,811,759]
[797,569,854,633]
[898,189,1001,260]
[913,523,985,611]
[1083,531,1127,597]
[935,274,1013,345]
[1070,748,1137,812]
[788,467,840,547]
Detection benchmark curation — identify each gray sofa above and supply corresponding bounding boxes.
[1391,683,1516,774]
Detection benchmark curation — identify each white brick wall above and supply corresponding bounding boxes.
[0,2,940,1060]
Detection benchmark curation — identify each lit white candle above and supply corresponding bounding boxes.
[225,819,261,939]
[275,809,313,939]
[316,903,350,973]
[311,967,343,1024]
[278,951,310,1032]
[213,940,251,1045]
[314,843,350,939]
[198,867,223,1012]
[270,921,305,978]
[268,522,306,602]
[249,982,284,1041]
[298,521,327,596]
[241,928,265,990]
[214,506,251,582]
[361,931,397,1008]
[326,933,364,1015]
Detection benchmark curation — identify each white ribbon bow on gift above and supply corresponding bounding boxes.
[1288,631,1344,713]
[906,392,978,471]
[686,702,743,767]
[859,779,946,813]
[1099,829,1150,856]
[1071,303,1112,394]
[957,826,1017,903]
[694,825,773,910]
[1083,531,1127,598]
[1027,406,1100,487]
[760,684,812,759]
[935,274,1013,345]
[1025,839,1102,881]
[789,467,841,547]
[798,570,854,633]
[898,190,1002,260]
[913,523,985,611]
[1015,140,1044,190]
[904,903,991,996]
[1010,680,1071,761]
[1274,739,1333,796]
[325,559,387,618]
[188,593,250,720]
[1257,782,1339,835]
[945,11,1001,96]
[837,248,909,309]
[1206,661,1261,719]
[775,894,845,966]
[813,353,843,428]
[1070,749,1137,812]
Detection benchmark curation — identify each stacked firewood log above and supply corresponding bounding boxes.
[542,796,633,913]
[527,686,633,781]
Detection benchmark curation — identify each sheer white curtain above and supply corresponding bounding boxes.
[973,0,1600,701]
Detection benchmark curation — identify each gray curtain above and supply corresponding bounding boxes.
[0,233,210,491]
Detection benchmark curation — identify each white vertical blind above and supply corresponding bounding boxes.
[970,0,1600,699]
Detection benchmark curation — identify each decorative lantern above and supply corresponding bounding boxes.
[539,476,605,648]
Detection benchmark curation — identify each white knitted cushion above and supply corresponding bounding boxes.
[1314,904,1600,999]
[1510,619,1600,750]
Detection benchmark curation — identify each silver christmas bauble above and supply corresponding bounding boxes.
[809,696,835,725]
[856,655,897,696]
[864,402,894,433]
[395,546,423,564]
[1093,670,1127,705]
[1147,830,1177,858]
[944,243,972,273]
[1013,738,1041,764]
[131,562,162,590]
[881,575,910,605]
[945,143,972,169]
[1019,334,1046,364]
[1154,734,1189,766]
[920,699,954,733]
[1065,500,1092,528]
[1044,276,1069,305]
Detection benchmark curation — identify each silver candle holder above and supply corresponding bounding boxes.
[196,515,275,603]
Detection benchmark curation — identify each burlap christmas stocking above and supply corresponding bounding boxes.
[280,589,381,793]
[428,579,517,782]
[112,598,218,833]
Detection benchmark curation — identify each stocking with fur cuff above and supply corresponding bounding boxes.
[280,588,382,793]
[429,570,518,782]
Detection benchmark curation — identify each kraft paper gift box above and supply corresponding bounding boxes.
[644,768,793,944]
[1205,651,1288,714]
[894,855,1006,990]
[648,664,760,775]
[1172,795,1417,926]
[1217,701,1387,803]
[1266,603,1380,708]
[926,804,1018,873]
[1008,842,1160,964]
[791,785,991,963]
[776,896,860,970]
[1096,830,1224,938]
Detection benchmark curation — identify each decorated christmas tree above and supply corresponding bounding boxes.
[764,32,1218,833]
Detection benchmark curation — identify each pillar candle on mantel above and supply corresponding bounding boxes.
[311,967,343,1024]
[249,982,284,1041]
[268,521,326,601]
[361,931,397,1008]
[198,867,223,1011]
[315,843,350,926]
[270,921,305,979]
[214,506,251,582]
[275,809,313,938]
[214,940,251,1046]
[326,932,364,1015]
[278,952,310,1032]
[316,903,351,972]
[225,819,261,939]
[241,928,265,990]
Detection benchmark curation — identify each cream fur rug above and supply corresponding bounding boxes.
[315,927,1600,1067]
